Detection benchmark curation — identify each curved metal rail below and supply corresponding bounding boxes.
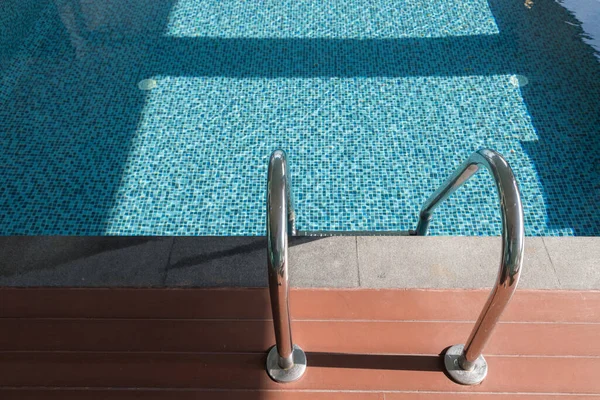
[416,149,524,385]
[265,150,306,383]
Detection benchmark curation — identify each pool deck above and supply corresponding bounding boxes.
[1,236,599,397]
[1,287,600,398]
[1,236,598,289]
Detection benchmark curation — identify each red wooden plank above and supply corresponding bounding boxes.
[1,390,597,400]
[0,389,384,400]
[1,289,599,322]
[1,352,599,393]
[2,319,599,357]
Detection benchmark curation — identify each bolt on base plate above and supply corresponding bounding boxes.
[266,344,307,383]
[444,344,488,385]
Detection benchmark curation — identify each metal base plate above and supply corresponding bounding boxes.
[444,344,488,385]
[266,344,307,383]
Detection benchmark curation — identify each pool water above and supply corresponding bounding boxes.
[1,0,599,236]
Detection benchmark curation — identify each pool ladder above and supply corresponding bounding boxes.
[265,148,524,385]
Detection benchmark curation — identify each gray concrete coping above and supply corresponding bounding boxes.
[0,236,597,289]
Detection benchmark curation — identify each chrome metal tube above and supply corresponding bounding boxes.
[416,149,524,379]
[267,150,294,369]
[265,150,307,384]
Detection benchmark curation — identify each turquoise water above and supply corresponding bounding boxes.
[1,0,599,236]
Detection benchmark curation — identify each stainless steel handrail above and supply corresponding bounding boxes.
[416,149,524,385]
[265,150,306,383]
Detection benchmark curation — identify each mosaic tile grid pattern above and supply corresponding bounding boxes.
[166,0,499,38]
[0,0,599,236]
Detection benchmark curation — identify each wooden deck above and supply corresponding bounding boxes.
[1,288,599,399]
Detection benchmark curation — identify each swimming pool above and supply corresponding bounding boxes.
[1,0,599,236]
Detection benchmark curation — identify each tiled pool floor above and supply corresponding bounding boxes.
[1,0,599,236]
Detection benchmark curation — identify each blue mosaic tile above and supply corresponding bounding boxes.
[0,0,598,236]
[166,0,499,38]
